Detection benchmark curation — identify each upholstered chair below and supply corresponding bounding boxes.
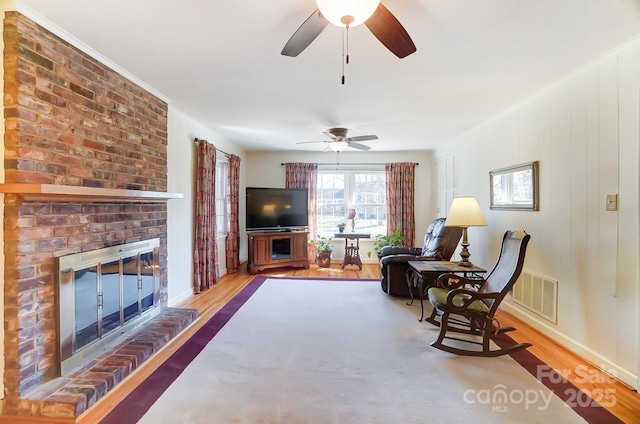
[379,218,462,297]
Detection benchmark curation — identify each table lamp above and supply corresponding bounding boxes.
[444,196,487,267]
[347,208,357,232]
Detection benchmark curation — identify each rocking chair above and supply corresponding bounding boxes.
[426,230,531,357]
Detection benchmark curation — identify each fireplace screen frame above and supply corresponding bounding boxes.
[57,238,161,375]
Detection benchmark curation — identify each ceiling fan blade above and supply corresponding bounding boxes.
[364,3,416,59]
[322,131,339,140]
[348,135,378,142]
[348,142,371,151]
[296,140,328,144]
[281,9,329,57]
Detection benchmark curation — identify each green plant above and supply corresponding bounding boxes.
[336,223,346,232]
[311,235,334,253]
[368,228,406,257]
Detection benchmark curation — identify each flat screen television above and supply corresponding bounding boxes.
[246,187,309,231]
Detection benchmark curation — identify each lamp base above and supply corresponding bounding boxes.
[456,259,474,268]
[457,227,473,267]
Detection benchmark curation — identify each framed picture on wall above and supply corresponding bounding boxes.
[489,161,539,211]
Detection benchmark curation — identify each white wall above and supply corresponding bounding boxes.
[434,37,640,389]
[245,150,435,261]
[166,106,247,306]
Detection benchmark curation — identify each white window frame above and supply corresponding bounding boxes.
[215,159,229,236]
[316,169,386,237]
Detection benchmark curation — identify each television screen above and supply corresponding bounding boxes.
[246,187,309,231]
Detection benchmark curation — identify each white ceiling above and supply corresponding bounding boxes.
[15,0,640,152]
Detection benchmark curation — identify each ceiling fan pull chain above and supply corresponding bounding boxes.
[341,27,346,84]
[346,25,350,65]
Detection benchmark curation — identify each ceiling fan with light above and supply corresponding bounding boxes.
[281,0,416,59]
[297,127,378,151]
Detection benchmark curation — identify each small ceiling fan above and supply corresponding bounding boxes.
[281,1,416,59]
[297,127,378,151]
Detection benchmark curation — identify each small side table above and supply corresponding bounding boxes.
[407,261,486,321]
[334,232,370,270]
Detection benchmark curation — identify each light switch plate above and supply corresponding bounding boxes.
[606,194,618,211]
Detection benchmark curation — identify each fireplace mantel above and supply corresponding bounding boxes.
[0,183,184,202]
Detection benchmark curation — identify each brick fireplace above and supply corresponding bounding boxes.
[1,12,188,419]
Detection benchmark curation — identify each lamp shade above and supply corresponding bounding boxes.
[328,141,349,152]
[316,0,380,27]
[444,196,487,227]
[347,208,357,219]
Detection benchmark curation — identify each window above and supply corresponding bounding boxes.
[316,170,386,236]
[215,160,229,235]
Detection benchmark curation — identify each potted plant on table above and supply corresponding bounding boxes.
[311,235,333,268]
[368,228,406,260]
[337,223,346,233]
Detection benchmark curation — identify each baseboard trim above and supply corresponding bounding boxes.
[501,301,638,390]
[168,288,194,307]
[0,414,75,424]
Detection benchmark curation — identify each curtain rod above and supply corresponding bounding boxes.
[280,162,419,166]
[193,138,230,157]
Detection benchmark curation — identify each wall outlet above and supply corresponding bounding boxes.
[606,194,618,211]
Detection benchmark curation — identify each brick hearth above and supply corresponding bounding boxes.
[16,308,198,419]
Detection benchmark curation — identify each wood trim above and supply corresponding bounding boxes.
[0,415,75,424]
[0,184,183,202]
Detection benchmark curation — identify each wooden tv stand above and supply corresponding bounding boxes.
[247,231,310,274]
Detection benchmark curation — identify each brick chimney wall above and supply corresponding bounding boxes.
[2,11,170,408]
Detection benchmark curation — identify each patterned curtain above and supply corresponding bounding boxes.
[225,154,241,274]
[385,162,416,246]
[194,140,218,293]
[285,163,318,257]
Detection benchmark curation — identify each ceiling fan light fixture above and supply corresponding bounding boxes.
[316,0,380,27]
[328,141,349,152]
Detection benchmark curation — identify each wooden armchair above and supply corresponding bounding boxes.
[425,230,531,357]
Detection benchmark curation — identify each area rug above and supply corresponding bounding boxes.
[101,277,621,424]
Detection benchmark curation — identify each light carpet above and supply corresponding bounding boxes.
[103,277,618,423]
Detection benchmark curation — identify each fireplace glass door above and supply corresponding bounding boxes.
[140,251,155,313]
[74,266,100,350]
[102,259,123,335]
[122,257,139,324]
[58,239,161,375]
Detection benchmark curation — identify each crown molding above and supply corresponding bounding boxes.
[12,0,171,104]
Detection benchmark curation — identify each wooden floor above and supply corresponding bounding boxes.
[78,263,640,424]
